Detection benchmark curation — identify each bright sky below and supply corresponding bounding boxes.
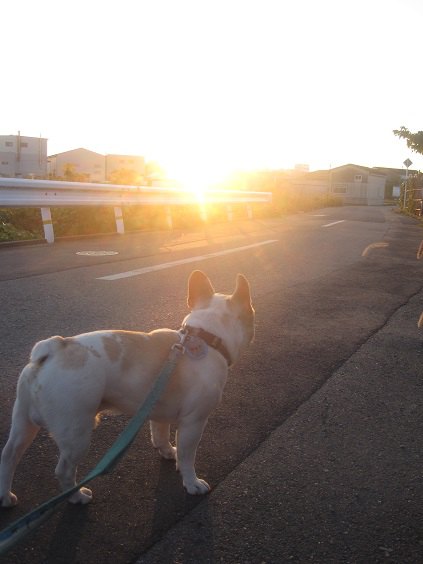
[3,0,423,184]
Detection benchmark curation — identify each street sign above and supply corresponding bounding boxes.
[404,158,413,168]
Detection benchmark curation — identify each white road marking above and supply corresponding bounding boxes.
[361,241,389,257]
[97,239,278,281]
[322,220,345,228]
[77,250,119,256]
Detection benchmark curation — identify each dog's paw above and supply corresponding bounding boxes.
[0,491,18,508]
[158,445,177,460]
[68,487,93,505]
[184,478,210,495]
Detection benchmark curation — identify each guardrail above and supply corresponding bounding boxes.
[0,178,272,243]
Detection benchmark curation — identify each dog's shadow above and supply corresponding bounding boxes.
[43,503,90,563]
[145,458,216,561]
[1,458,215,563]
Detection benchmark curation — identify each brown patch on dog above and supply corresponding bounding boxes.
[117,331,150,372]
[117,330,179,374]
[59,338,90,370]
[102,335,122,363]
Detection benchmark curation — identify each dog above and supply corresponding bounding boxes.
[0,270,254,506]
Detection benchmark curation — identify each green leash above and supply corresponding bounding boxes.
[0,341,184,556]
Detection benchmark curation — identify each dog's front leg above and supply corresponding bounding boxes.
[176,418,210,495]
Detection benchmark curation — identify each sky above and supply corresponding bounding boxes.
[2,0,423,185]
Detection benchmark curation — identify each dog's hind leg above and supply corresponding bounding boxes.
[53,422,94,504]
[0,399,40,507]
[150,421,176,460]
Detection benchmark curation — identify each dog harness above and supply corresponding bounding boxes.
[182,324,232,366]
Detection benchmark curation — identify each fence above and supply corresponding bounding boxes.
[0,178,272,243]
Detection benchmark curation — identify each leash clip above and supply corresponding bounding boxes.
[171,342,185,355]
[171,327,188,356]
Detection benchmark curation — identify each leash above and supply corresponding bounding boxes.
[0,338,185,556]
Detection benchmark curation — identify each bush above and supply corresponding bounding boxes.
[122,206,169,231]
[0,208,43,241]
[253,191,341,218]
[51,207,116,237]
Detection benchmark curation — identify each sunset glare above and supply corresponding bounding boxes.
[3,0,423,180]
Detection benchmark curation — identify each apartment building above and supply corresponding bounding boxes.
[0,133,48,178]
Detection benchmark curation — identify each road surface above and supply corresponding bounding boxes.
[1,205,422,563]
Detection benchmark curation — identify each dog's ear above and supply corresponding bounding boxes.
[230,274,253,309]
[187,270,215,309]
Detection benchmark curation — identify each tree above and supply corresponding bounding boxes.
[57,163,90,182]
[393,126,423,155]
[109,168,143,185]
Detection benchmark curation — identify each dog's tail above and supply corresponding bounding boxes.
[30,336,65,365]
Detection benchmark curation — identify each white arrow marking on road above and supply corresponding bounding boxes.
[97,240,278,281]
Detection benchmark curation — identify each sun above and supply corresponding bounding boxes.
[163,159,233,201]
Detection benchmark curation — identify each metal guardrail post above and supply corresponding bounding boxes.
[40,207,54,243]
[114,206,125,234]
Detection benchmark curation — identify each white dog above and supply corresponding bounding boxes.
[0,270,254,506]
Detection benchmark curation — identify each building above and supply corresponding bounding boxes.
[47,148,146,183]
[105,154,145,182]
[0,133,48,178]
[293,164,387,205]
[48,148,105,182]
[372,166,419,198]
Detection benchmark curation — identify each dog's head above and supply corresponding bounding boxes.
[186,270,255,353]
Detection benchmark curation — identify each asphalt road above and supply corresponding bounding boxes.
[1,205,422,563]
